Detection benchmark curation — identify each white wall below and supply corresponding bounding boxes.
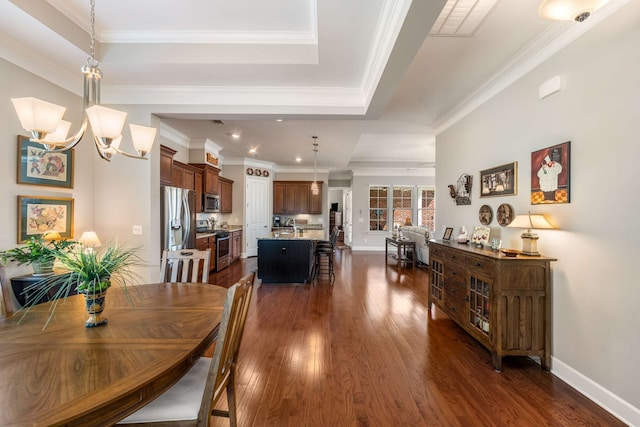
[435,3,640,424]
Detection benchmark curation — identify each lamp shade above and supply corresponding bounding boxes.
[42,231,62,241]
[42,120,72,145]
[130,124,157,153]
[507,214,557,230]
[86,105,127,139]
[11,97,66,133]
[538,0,610,21]
[79,231,102,248]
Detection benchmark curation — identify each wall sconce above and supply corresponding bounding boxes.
[79,231,102,255]
[507,213,558,256]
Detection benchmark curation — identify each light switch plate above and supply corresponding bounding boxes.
[132,225,142,235]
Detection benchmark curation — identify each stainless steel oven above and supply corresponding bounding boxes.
[214,231,230,271]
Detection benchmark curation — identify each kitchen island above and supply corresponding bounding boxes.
[257,230,325,283]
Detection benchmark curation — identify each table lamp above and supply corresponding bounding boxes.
[507,213,557,256]
[79,231,102,254]
[42,231,62,241]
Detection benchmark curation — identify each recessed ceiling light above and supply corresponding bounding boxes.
[275,119,283,122]
[249,148,257,154]
[231,133,240,139]
[295,157,302,162]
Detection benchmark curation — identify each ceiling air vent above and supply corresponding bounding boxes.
[210,120,225,125]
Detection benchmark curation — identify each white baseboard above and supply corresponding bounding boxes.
[552,357,639,426]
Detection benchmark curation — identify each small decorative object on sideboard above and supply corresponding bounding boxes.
[490,238,501,251]
[471,226,490,248]
[456,226,469,243]
[500,249,520,257]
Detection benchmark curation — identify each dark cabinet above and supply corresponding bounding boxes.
[11,271,74,307]
[428,241,556,371]
[257,239,314,283]
[196,236,216,272]
[273,181,322,214]
[191,164,220,195]
[219,177,233,213]
[230,230,242,263]
[160,145,176,186]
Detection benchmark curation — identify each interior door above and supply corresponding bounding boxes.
[245,176,270,257]
[343,190,352,247]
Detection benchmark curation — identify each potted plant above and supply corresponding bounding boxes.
[0,233,76,275]
[25,241,145,328]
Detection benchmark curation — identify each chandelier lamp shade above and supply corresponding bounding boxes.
[10,0,155,162]
[538,0,611,22]
[311,136,319,195]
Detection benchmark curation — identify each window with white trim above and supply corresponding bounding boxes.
[369,186,389,231]
[368,185,436,232]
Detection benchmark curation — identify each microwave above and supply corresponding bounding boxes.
[203,193,220,213]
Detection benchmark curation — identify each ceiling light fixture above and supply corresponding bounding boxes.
[311,136,319,195]
[538,0,610,22]
[231,133,240,139]
[10,0,155,161]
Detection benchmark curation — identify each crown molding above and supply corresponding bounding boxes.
[158,122,190,148]
[351,167,435,177]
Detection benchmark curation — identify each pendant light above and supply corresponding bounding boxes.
[311,136,319,195]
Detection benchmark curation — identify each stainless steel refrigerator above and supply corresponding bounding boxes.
[161,186,196,252]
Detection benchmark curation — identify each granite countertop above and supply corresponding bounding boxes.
[196,226,243,239]
[259,229,326,240]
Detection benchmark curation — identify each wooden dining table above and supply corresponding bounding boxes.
[0,282,228,427]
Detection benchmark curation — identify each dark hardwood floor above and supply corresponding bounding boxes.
[207,249,623,426]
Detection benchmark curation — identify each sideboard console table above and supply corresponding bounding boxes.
[427,240,556,371]
[10,270,74,307]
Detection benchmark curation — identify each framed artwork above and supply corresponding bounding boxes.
[531,141,570,204]
[471,226,490,246]
[478,205,493,225]
[443,227,454,241]
[480,162,517,198]
[18,196,74,243]
[496,203,515,227]
[17,136,74,189]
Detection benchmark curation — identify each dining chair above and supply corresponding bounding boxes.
[160,249,211,283]
[117,271,256,427]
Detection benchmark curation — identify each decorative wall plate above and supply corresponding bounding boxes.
[263,170,269,177]
[496,203,515,227]
[478,205,493,225]
[246,168,254,175]
[255,169,262,176]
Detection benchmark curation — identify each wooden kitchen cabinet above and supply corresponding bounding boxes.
[273,181,322,214]
[196,236,216,272]
[171,161,198,191]
[230,230,242,263]
[160,145,176,186]
[219,177,233,213]
[191,164,220,195]
[428,241,556,371]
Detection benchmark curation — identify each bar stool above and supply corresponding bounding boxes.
[313,227,340,283]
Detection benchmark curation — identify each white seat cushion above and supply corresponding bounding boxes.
[118,357,211,424]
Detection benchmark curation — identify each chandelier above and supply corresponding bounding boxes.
[10,0,155,161]
[310,136,319,195]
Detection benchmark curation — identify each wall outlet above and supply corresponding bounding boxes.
[358,218,364,223]
[132,225,142,235]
